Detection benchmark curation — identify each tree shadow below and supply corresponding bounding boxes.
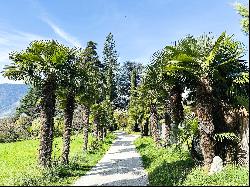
[108,147,136,154]
[85,156,145,177]
[112,140,132,146]
[96,175,148,186]
[147,157,195,186]
[136,143,148,150]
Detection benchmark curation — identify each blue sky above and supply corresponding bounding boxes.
[0,0,249,83]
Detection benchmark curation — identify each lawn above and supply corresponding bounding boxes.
[0,132,116,186]
[134,136,249,186]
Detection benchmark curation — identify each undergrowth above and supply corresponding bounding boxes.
[134,136,249,186]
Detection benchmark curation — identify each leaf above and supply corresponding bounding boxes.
[204,32,226,68]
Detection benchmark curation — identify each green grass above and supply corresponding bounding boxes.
[0,132,116,186]
[134,136,249,186]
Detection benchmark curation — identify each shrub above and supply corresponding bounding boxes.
[0,117,18,142]
[0,116,32,142]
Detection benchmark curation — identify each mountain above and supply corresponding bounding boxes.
[0,84,28,118]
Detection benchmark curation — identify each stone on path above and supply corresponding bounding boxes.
[72,131,149,186]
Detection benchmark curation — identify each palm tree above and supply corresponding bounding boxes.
[3,40,67,167]
[139,65,162,144]
[162,32,247,167]
[78,41,103,151]
[58,47,81,164]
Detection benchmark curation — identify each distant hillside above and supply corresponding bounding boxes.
[0,84,28,118]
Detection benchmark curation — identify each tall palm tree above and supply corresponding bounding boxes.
[3,40,68,167]
[59,47,81,164]
[78,41,103,151]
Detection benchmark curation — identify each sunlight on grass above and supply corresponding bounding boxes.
[0,132,116,186]
[134,136,249,186]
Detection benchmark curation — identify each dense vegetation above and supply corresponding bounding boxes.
[126,32,249,169]
[135,136,249,186]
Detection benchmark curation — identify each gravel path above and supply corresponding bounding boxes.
[72,131,148,186]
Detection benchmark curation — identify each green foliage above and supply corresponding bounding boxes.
[79,41,103,105]
[178,106,199,147]
[0,117,18,142]
[113,109,128,130]
[102,33,119,105]
[183,164,249,186]
[29,117,41,138]
[54,116,64,137]
[134,136,195,186]
[0,114,78,143]
[3,40,68,86]
[232,71,249,111]
[15,86,41,118]
[0,132,116,186]
[234,2,249,35]
[135,136,249,186]
[117,61,143,109]
[0,116,32,142]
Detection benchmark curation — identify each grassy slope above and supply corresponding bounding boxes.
[134,136,249,186]
[0,132,116,186]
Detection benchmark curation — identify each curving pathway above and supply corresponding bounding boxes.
[72,131,148,186]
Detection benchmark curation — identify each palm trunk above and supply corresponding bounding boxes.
[142,118,149,136]
[163,101,171,146]
[170,84,184,143]
[144,118,149,136]
[150,103,160,144]
[82,105,90,151]
[197,76,215,168]
[93,117,101,140]
[103,127,107,139]
[100,127,104,141]
[62,91,75,164]
[39,76,56,167]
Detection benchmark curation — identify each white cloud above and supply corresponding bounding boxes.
[41,17,82,48]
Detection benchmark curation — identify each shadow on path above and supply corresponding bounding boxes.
[72,131,148,186]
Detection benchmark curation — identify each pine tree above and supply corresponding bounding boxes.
[103,33,119,106]
[117,61,143,109]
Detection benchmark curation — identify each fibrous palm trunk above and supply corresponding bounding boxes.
[163,100,171,146]
[100,127,104,141]
[141,118,149,136]
[93,118,100,140]
[39,76,56,167]
[82,105,90,151]
[103,127,107,139]
[197,76,215,168]
[170,84,184,143]
[150,103,160,144]
[144,118,149,136]
[62,91,75,165]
